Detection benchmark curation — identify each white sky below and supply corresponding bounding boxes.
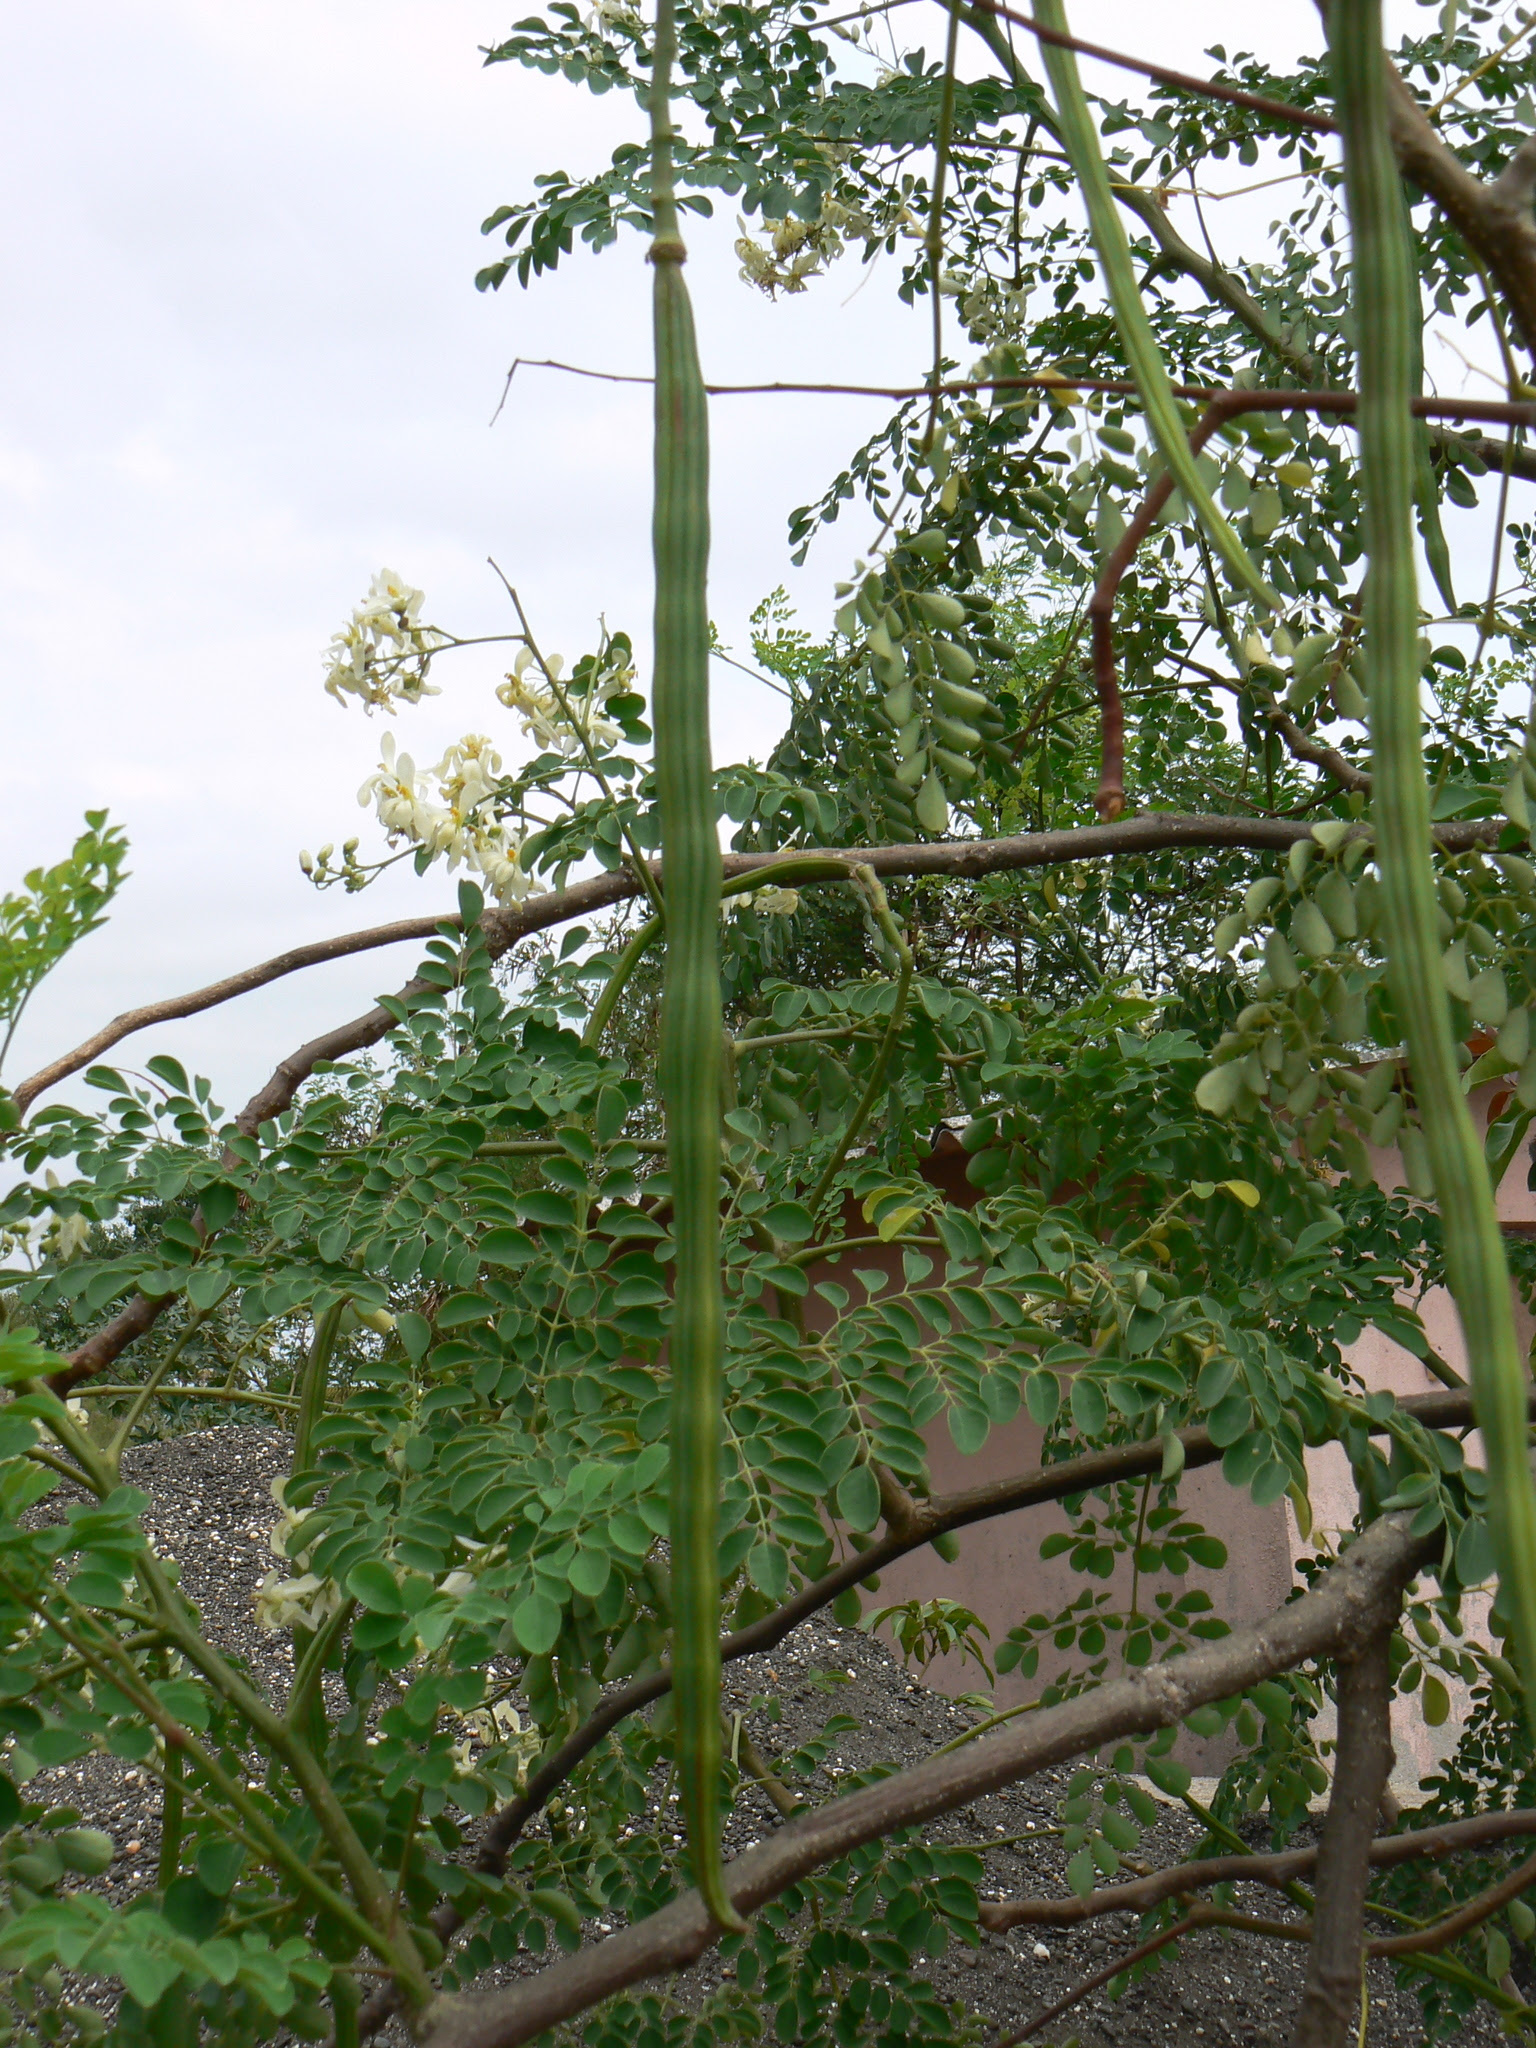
[0,1,1460,1118]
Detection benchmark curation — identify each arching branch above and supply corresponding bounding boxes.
[978,1808,1536,1928]
[414,1515,1433,2048]
[352,1383,1520,2038]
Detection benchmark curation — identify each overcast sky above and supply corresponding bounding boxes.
[0,2,1452,1118]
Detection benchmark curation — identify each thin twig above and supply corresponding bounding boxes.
[493,359,1536,424]
[977,1808,1536,1927]
[966,0,1338,135]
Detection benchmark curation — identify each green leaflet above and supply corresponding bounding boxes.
[649,0,744,1936]
[1032,0,1278,615]
[1330,0,1536,1727]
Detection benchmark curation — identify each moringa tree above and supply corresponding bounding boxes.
[5,3,1536,2045]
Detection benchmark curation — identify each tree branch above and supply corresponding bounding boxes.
[1370,1843,1536,1958]
[1292,1625,1396,2046]
[227,818,1499,1141]
[10,912,463,1115]
[969,2,1338,135]
[353,1381,1521,2038]
[414,1515,1434,2048]
[978,1808,1536,1927]
[1268,709,1372,792]
[1383,65,1536,365]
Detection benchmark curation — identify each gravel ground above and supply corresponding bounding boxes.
[22,1428,1511,2044]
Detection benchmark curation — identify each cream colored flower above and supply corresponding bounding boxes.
[496,647,628,759]
[49,1213,92,1261]
[354,731,537,904]
[324,569,445,714]
[253,1571,343,1633]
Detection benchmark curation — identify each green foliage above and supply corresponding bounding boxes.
[9,2,1536,2042]
[0,814,128,1088]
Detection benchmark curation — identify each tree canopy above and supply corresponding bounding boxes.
[6,3,1536,2045]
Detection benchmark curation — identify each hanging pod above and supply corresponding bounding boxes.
[647,0,744,1934]
[1330,0,1536,1730]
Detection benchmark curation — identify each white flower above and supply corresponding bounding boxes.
[495,647,630,757]
[253,1571,342,1633]
[268,1505,309,1563]
[324,568,445,714]
[751,886,800,917]
[735,202,859,296]
[355,730,539,905]
[439,1570,475,1600]
[48,1213,92,1262]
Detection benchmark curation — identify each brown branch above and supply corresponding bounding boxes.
[50,1292,177,1396]
[1268,709,1372,793]
[968,1,1338,135]
[733,1725,804,1821]
[1293,1625,1396,2046]
[978,1809,1536,1928]
[1113,185,1322,382]
[228,817,1503,1147]
[1086,388,1373,816]
[1430,424,1536,488]
[410,1515,1432,2048]
[999,1907,1312,2045]
[993,1831,1536,2045]
[1370,1844,1536,1957]
[354,1381,1522,2039]
[1384,65,1536,365]
[43,817,1502,1404]
[502,357,1536,427]
[998,1910,1199,2043]
[10,912,459,1116]
[1088,398,1235,818]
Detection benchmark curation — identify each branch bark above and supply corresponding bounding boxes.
[1383,65,1536,366]
[224,817,1499,1137]
[351,1380,1523,2039]
[1294,1626,1397,2045]
[979,1807,1536,1927]
[415,1515,1434,2048]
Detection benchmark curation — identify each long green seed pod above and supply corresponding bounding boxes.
[1330,0,1536,1724]
[648,0,745,1933]
[1033,0,1278,615]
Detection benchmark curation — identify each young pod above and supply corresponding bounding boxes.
[916,771,950,834]
[1290,900,1336,960]
[933,638,979,684]
[914,590,968,631]
[933,674,992,718]
[883,680,915,727]
[933,713,982,753]
[933,745,979,783]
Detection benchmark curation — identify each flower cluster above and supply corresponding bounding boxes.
[254,1481,343,1632]
[254,1570,344,1633]
[357,731,537,904]
[744,886,801,917]
[495,646,633,758]
[451,1697,541,1785]
[323,569,447,714]
[735,198,872,297]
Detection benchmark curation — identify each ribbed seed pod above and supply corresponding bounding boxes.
[1332,0,1536,1725]
[648,0,743,1934]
